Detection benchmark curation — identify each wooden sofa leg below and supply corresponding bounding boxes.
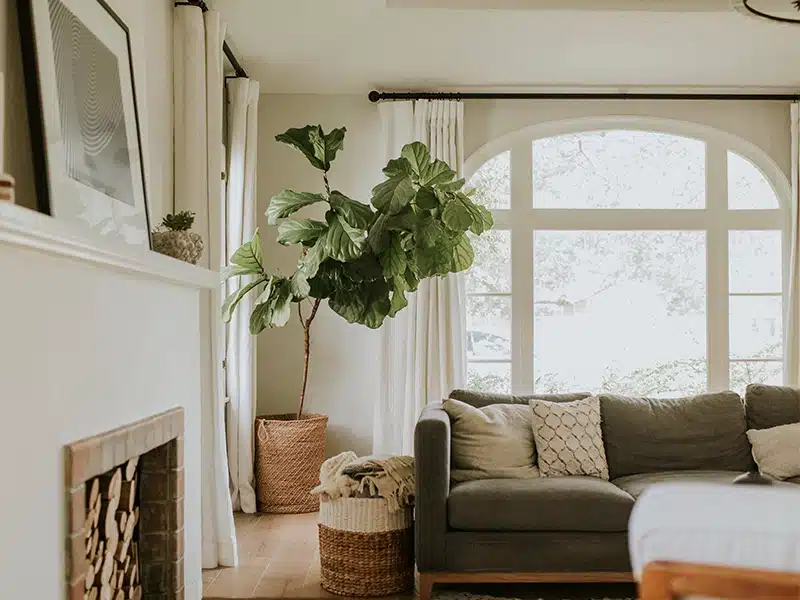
[418,572,435,600]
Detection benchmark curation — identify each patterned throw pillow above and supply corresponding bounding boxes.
[529,396,609,480]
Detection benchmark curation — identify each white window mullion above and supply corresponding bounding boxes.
[707,141,729,392]
[510,140,533,394]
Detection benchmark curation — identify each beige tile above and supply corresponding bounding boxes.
[204,566,266,598]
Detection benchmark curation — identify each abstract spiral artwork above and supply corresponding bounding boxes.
[19,0,151,248]
[49,0,134,206]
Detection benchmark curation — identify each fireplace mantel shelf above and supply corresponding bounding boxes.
[0,203,218,289]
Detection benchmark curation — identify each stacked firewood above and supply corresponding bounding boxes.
[83,457,141,600]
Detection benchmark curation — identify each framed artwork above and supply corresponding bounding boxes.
[18,0,151,248]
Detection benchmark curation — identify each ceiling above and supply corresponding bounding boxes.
[214,0,800,94]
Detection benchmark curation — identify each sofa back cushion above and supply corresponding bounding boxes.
[449,389,589,409]
[600,391,753,478]
[744,384,800,430]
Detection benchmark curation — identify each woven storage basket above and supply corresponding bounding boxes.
[254,413,327,513]
[318,497,414,597]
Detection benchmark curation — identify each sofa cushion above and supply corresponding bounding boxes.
[600,392,753,478]
[744,384,800,430]
[530,396,609,480]
[449,389,589,409]
[447,477,634,532]
[443,398,539,482]
[612,470,745,499]
[748,422,800,480]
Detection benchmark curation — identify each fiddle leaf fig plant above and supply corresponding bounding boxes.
[222,124,493,417]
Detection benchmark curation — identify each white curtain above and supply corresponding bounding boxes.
[225,78,260,514]
[787,104,800,385]
[374,100,467,456]
[174,5,237,569]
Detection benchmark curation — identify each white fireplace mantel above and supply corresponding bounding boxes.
[0,202,213,599]
[0,202,218,289]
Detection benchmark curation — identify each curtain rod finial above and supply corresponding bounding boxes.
[368,90,381,103]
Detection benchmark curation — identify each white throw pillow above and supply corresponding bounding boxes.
[747,422,800,480]
[529,396,609,480]
[443,398,539,482]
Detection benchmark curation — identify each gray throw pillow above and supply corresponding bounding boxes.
[443,398,539,482]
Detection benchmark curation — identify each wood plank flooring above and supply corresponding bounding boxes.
[203,511,414,599]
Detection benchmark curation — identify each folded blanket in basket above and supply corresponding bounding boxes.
[311,451,415,512]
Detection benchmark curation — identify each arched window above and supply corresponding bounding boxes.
[465,119,789,398]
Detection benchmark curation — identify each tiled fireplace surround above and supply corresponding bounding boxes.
[65,408,185,600]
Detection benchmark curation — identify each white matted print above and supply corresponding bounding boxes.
[20,0,150,248]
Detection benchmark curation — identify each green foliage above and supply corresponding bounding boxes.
[161,211,195,231]
[222,126,494,334]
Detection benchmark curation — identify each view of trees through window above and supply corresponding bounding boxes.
[466,128,785,397]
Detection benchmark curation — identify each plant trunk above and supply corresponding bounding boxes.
[298,324,311,419]
[297,298,321,419]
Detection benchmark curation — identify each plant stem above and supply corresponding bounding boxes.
[323,171,331,197]
[297,298,322,419]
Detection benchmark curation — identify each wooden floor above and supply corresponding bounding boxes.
[203,511,414,599]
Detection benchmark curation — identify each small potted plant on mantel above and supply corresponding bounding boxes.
[152,210,204,265]
[223,125,494,513]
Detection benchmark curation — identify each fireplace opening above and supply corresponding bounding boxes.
[66,408,185,600]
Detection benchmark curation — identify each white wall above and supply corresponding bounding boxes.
[255,94,791,455]
[0,0,174,221]
[0,240,206,599]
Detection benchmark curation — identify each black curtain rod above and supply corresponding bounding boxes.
[368,90,800,102]
[174,1,248,78]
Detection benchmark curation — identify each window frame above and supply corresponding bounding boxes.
[464,115,791,395]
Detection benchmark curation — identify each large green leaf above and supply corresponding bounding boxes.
[379,234,407,278]
[404,266,420,292]
[414,187,439,210]
[451,234,475,272]
[276,219,328,246]
[371,174,415,215]
[324,128,347,167]
[267,190,326,224]
[344,254,384,283]
[289,271,310,299]
[329,290,367,324]
[469,203,494,235]
[420,159,456,187]
[325,213,366,262]
[222,276,267,323]
[387,208,416,232]
[437,178,466,193]
[401,142,431,177]
[228,229,264,274]
[416,215,445,248]
[270,281,293,327]
[367,213,390,253]
[249,301,273,335]
[416,239,453,277]
[275,126,327,170]
[299,237,328,279]
[388,276,408,317]
[442,196,473,232]
[220,264,256,282]
[329,191,374,229]
[383,158,413,178]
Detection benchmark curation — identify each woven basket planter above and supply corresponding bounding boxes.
[254,413,328,513]
[318,497,414,597]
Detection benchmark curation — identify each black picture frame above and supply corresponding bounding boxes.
[17,0,152,249]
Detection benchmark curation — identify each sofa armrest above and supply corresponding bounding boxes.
[415,401,451,571]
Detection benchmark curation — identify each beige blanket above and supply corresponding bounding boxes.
[311,451,415,513]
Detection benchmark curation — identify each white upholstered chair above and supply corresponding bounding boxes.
[629,482,800,599]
